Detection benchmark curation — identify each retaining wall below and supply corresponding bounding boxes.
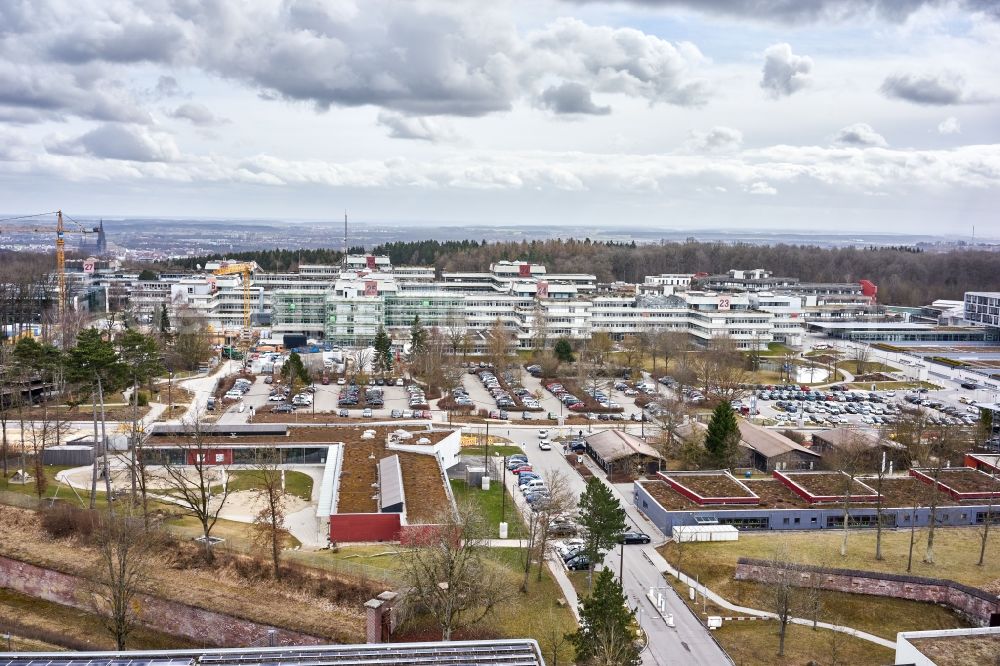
[734,557,1000,626]
[0,555,324,646]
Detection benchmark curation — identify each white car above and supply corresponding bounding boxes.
[337,377,346,385]
[538,439,552,451]
[537,429,548,439]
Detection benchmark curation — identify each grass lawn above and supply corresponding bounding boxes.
[713,618,893,665]
[838,360,898,374]
[659,528,989,645]
[845,381,940,390]
[227,469,313,500]
[0,587,200,651]
[758,342,796,357]
[162,513,304,549]
[450,479,526,538]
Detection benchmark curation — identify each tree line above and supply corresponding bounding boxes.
[155,238,1000,306]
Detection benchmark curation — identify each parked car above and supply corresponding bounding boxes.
[362,408,373,418]
[338,408,349,418]
[618,531,651,545]
[272,404,293,413]
[263,376,273,384]
[565,554,591,570]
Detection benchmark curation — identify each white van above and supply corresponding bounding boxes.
[520,479,547,494]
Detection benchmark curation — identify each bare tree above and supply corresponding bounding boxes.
[917,424,966,564]
[530,302,550,353]
[90,510,159,650]
[250,448,288,579]
[978,463,997,567]
[160,416,231,561]
[690,336,750,403]
[653,329,687,376]
[852,344,873,377]
[825,433,872,558]
[485,317,514,371]
[651,396,689,469]
[765,547,800,657]
[524,471,574,589]
[395,500,513,640]
[872,427,894,561]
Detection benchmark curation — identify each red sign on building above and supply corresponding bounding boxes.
[537,281,549,298]
[519,263,531,277]
[364,280,378,297]
[366,255,376,269]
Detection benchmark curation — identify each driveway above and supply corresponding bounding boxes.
[468,422,732,665]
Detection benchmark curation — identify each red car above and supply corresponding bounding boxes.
[510,465,533,475]
[568,402,588,411]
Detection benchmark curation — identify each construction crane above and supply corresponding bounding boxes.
[0,210,99,318]
[211,261,256,331]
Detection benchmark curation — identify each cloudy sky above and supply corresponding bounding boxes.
[1,0,999,234]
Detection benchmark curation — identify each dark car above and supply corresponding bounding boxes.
[565,554,591,570]
[272,404,294,414]
[618,531,651,545]
[338,408,349,418]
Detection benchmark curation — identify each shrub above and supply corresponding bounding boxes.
[40,504,97,540]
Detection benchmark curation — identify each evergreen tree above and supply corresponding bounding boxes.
[281,352,311,394]
[577,477,627,578]
[567,569,641,666]
[554,338,575,363]
[158,304,170,333]
[409,315,428,356]
[704,402,741,469]
[373,325,393,375]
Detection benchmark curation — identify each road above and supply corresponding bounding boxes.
[478,423,732,666]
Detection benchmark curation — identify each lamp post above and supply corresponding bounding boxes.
[167,369,173,414]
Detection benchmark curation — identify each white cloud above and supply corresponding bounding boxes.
[832,123,888,147]
[938,116,962,134]
[746,181,778,195]
[376,111,457,142]
[760,43,813,98]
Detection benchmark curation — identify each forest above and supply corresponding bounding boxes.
[154,239,1000,306]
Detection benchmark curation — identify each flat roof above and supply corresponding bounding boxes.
[0,640,546,666]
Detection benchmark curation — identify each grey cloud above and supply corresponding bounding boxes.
[880,71,970,105]
[376,111,456,142]
[155,76,182,98]
[4,2,709,119]
[169,103,227,126]
[0,65,152,124]
[760,43,812,98]
[539,82,611,115]
[561,1,1000,24]
[46,123,180,162]
[833,123,888,147]
[48,22,184,64]
[683,126,743,152]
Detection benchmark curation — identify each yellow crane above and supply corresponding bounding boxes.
[0,210,100,318]
[211,261,256,330]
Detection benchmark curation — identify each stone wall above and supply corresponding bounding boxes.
[734,557,1000,626]
[0,555,324,646]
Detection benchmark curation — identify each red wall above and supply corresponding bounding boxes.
[330,513,401,543]
[859,279,878,302]
[186,448,233,465]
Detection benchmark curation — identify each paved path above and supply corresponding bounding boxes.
[648,549,897,650]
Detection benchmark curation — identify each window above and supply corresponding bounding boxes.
[782,517,790,525]
[794,517,800,524]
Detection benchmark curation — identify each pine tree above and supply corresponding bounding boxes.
[577,477,627,580]
[158,304,170,333]
[409,315,427,356]
[567,568,641,666]
[373,325,393,375]
[704,402,741,469]
[554,338,575,363]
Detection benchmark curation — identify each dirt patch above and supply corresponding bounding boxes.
[783,472,878,500]
[665,472,757,499]
[934,468,1000,494]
